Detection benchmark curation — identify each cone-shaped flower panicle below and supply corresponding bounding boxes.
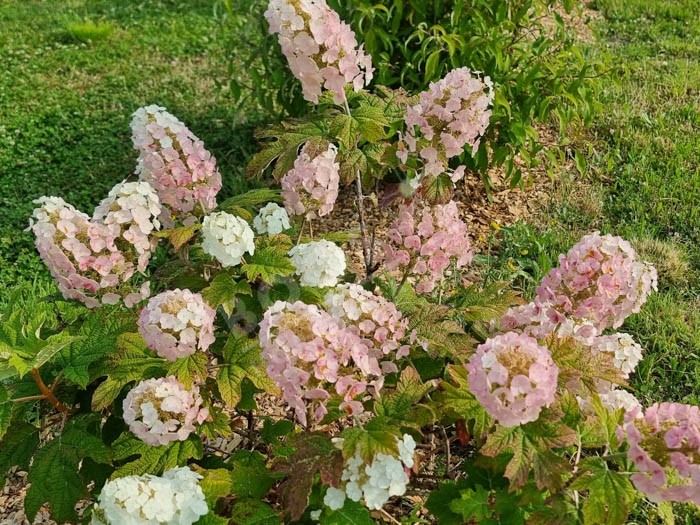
[281,143,340,220]
[259,300,390,426]
[398,67,493,190]
[264,0,373,103]
[131,104,222,220]
[29,194,154,308]
[382,201,473,294]
[536,232,658,331]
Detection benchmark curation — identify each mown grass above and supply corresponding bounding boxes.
[0,0,264,290]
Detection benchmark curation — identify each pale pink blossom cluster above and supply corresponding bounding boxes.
[93,181,162,270]
[281,143,340,220]
[259,300,398,426]
[123,376,209,446]
[466,332,559,427]
[131,105,222,220]
[398,67,493,189]
[324,283,411,360]
[29,193,155,309]
[590,332,644,378]
[382,201,473,293]
[264,0,373,104]
[619,402,700,505]
[138,289,216,361]
[535,232,658,331]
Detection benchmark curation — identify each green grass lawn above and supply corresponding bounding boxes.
[0,0,263,290]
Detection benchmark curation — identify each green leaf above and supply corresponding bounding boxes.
[448,486,491,522]
[196,467,233,506]
[241,236,295,284]
[111,433,202,477]
[219,188,282,209]
[375,366,435,429]
[202,272,252,316]
[340,416,401,463]
[25,416,111,523]
[167,351,208,389]
[216,333,276,408]
[570,458,637,525]
[275,432,344,521]
[438,365,492,438]
[0,421,39,489]
[230,450,275,498]
[320,499,374,525]
[91,332,167,410]
[0,384,12,440]
[153,223,200,251]
[58,310,135,387]
[229,499,279,525]
[425,480,470,525]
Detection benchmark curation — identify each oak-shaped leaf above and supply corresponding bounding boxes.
[274,432,344,521]
[111,432,202,478]
[570,457,637,525]
[25,415,111,523]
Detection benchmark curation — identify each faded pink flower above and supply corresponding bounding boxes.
[281,143,340,220]
[619,402,700,505]
[259,300,389,426]
[131,105,222,222]
[382,201,473,294]
[398,67,493,193]
[536,232,658,331]
[29,193,155,309]
[138,289,216,361]
[466,332,558,427]
[123,376,209,446]
[264,0,373,103]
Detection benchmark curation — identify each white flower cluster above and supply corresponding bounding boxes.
[253,202,291,235]
[592,332,644,377]
[324,434,415,511]
[288,240,346,288]
[578,387,642,415]
[93,181,162,261]
[201,211,255,267]
[92,467,208,525]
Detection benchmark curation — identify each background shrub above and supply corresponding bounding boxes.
[222,0,602,187]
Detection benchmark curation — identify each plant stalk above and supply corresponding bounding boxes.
[30,368,69,414]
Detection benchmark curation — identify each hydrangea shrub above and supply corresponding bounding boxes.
[2,2,698,524]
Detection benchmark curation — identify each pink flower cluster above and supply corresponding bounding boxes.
[131,105,222,221]
[466,332,558,427]
[123,376,209,446]
[264,0,373,104]
[93,181,162,271]
[324,283,411,360]
[536,232,658,331]
[619,402,700,505]
[138,289,216,361]
[499,232,657,341]
[259,300,401,426]
[29,189,157,309]
[281,143,340,220]
[398,67,493,188]
[382,201,473,293]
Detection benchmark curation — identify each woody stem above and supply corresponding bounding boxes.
[30,368,69,414]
